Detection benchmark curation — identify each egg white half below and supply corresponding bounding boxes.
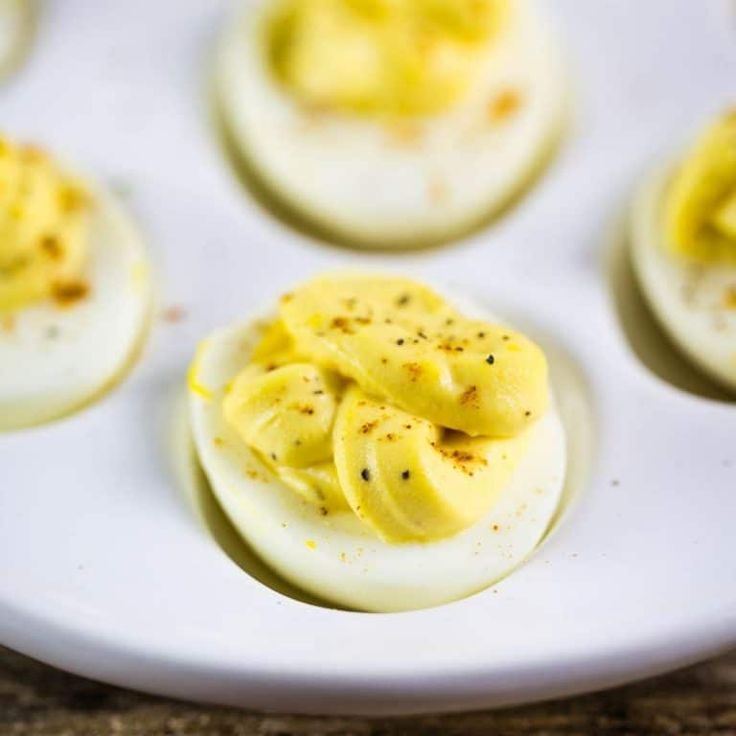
[216,0,567,248]
[630,164,736,394]
[0,183,152,431]
[0,0,32,80]
[188,312,567,613]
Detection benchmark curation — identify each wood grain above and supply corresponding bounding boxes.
[0,647,734,735]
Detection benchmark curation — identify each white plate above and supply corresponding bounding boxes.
[1,0,734,716]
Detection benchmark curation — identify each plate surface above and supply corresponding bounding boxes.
[1,0,734,715]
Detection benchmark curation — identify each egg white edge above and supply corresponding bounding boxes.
[630,162,736,395]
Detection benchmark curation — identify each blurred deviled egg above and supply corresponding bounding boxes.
[216,0,567,248]
[0,0,33,79]
[188,273,566,612]
[631,110,736,394]
[0,136,151,430]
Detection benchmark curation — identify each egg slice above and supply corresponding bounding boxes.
[630,119,736,394]
[0,154,151,431]
[0,0,32,79]
[216,0,566,248]
[188,308,566,613]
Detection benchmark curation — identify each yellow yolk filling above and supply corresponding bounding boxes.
[267,0,507,117]
[334,385,528,542]
[665,110,736,264]
[0,136,90,313]
[221,275,548,542]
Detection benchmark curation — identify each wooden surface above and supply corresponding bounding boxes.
[0,647,734,735]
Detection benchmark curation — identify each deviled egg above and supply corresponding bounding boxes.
[0,136,151,430]
[188,274,566,612]
[0,0,32,79]
[631,110,736,393]
[216,0,567,248]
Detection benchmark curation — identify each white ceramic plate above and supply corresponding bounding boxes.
[1,0,734,716]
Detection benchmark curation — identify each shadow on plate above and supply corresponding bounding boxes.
[169,390,342,610]
[607,217,733,403]
[209,92,566,253]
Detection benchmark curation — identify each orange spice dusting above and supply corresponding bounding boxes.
[403,362,423,382]
[297,104,331,133]
[386,120,424,147]
[489,89,522,123]
[451,449,476,463]
[436,342,451,352]
[58,185,88,213]
[459,385,479,407]
[428,176,450,206]
[433,443,487,474]
[162,304,187,323]
[52,280,89,307]
[1,314,16,333]
[723,286,736,310]
[331,316,355,334]
[39,235,63,260]
[21,145,45,162]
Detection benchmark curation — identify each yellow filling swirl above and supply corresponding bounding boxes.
[665,110,736,264]
[0,136,90,313]
[221,275,548,543]
[267,0,507,117]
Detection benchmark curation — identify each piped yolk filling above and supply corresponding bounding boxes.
[267,0,507,117]
[0,136,90,313]
[665,110,736,264]
[220,275,548,543]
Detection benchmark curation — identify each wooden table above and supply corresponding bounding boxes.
[1,647,734,735]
